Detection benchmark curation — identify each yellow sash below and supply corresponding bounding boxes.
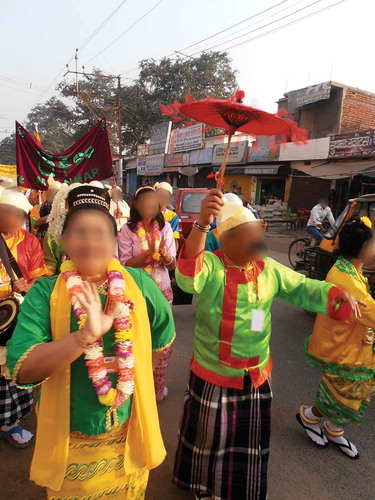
[30,259,166,491]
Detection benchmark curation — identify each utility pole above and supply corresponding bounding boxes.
[64,57,123,186]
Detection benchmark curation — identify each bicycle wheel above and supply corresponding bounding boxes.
[288,238,311,269]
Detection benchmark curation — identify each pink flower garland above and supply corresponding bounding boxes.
[62,268,135,411]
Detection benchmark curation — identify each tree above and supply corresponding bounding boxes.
[0,134,16,164]
[122,52,238,151]
[0,51,239,159]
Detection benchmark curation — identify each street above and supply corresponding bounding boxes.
[1,230,374,500]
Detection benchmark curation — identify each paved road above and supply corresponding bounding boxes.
[1,230,374,499]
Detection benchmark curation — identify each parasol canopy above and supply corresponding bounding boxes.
[161,90,307,186]
[179,94,291,137]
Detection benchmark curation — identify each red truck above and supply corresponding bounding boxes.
[173,188,210,239]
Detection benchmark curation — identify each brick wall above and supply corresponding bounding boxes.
[288,175,331,212]
[341,87,375,133]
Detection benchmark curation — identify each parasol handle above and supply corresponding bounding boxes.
[216,131,234,190]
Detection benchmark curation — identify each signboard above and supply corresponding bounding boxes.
[137,144,148,156]
[164,153,189,168]
[245,166,279,175]
[279,137,330,161]
[137,154,164,176]
[189,147,213,165]
[287,81,331,110]
[173,123,204,153]
[148,122,171,155]
[212,141,248,165]
[329,130,375,158]
[16,118,112,189]
[250,137,279,162]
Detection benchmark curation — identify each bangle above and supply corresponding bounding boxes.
[164,257,174,266]
[193,220,211,233]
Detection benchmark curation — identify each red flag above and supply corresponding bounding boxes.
[16,118,113,189]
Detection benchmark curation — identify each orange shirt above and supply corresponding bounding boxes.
[0,229,47,299]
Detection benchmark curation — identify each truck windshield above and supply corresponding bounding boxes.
[181,192,207,214]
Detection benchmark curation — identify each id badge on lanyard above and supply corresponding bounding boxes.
[104,356,119,374]
[251,309,265,332]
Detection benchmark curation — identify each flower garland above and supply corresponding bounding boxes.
[136,221,161,272]
[136,221,173,302]
[62,267,136,412]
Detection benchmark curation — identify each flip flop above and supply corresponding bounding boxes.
[1,425,33,449]
[326,436,359,459]
[296,413,328,447]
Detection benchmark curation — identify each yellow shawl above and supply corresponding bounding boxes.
[30,259,166,491]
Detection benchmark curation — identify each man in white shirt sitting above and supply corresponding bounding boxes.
[306,197,335,244]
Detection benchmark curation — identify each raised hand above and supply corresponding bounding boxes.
[198,188,224,227]
[74,281,119,348]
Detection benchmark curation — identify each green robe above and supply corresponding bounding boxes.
[7,268,175,436]
[176,249,337,389]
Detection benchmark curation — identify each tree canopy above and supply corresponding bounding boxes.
[0,51,238,163]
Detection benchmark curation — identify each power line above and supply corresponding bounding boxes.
[182,0,289,51]
[188,0,325,55]
[180,0,305,55]
[198,0,347,54]
[0,75,46,92]
[78,0,128,53]
[84,0,166,66]
[119,0,302,77]
[23,1,129,112]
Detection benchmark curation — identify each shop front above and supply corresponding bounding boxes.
[216,165,291,205]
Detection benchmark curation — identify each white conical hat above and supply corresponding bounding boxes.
[0,189,33,214]
[217,193,258,237]
[154,181,173,195]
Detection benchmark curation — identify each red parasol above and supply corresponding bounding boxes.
[161,90,307,186]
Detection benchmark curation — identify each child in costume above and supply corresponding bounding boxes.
[298,217,375,459]
[173,189,360,500]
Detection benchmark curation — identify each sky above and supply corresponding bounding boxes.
[0,0,374,140]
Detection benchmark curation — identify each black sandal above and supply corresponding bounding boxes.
[323,422,359,459]
[296,413,328,447]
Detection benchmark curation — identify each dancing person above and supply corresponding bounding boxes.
[297,217,375,459]
[0,189,46,449]
[7,184,175,499]
[154,182,180,241]
[118,186,176,401]
[306,196,335,244]
[173,189,361,500]
[34,177,61,243]
[110,186,130,231]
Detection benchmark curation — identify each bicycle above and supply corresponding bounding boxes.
[288,225,333,269]
[288,236,315,269]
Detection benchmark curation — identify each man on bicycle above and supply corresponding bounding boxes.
[306,197,335,244]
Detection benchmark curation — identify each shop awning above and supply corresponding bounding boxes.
[213,165,281,175]
[294,160,375,179]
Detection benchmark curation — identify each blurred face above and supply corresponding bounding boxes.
[135,191,160,220]
[156,188,171,209]
[0,205,26,234]
[61,210,116,276]
[111,190,123,203]
[28,190,39,206]
[221,221,267,264]
[359,236,375,265]
[319,199,328,208]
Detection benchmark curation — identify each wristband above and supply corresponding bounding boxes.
[193,220,211,233]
